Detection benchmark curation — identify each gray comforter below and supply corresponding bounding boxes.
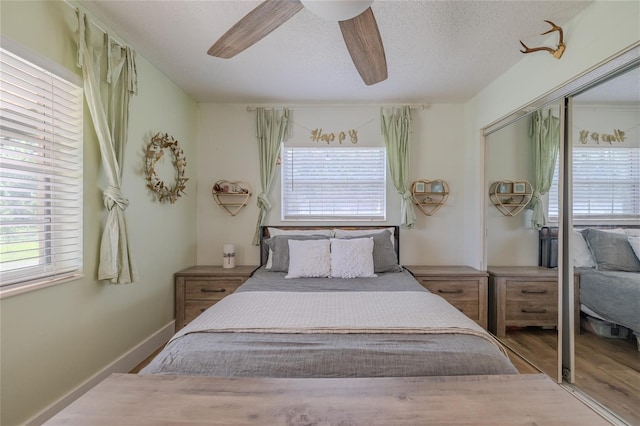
[140,268,517,377]
[578,268,640,332]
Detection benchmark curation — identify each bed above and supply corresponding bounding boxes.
[542,226,640,344]
[141,226,517,377]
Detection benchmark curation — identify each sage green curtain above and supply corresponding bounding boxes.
[381,106,415,228]
[76,12,139,283]
[529,109,560,230]
[252,108,290,245]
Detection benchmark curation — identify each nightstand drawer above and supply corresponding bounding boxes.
[418,280,480,319]
[505,281,557,302]
[184,278,243,300]
[184,300,217,325]
[175,265,258,331]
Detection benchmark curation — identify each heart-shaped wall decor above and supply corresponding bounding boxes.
[411,180,449,216]
[212,180,252,216]
[489,180,532,217]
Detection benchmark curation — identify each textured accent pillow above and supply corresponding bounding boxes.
[334,227,395,246]
[330,237,377,279]
[572,230,596,268]
[266,235,329,272]
[582,228,640,272]
[343,230,402,273]
[628,236,640,262]
[264,228,334,268]
[285,239,331,278]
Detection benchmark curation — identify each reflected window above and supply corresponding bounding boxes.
[548,146,640,221]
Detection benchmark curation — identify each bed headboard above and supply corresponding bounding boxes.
[259,225,400,266]
[539,225,640,268]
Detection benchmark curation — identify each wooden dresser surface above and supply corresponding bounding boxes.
[45,373,607,425]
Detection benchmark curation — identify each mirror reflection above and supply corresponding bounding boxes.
[569,66,640,425]
[485,101,562,380]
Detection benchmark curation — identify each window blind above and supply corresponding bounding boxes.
[281,146,386,220]
[548,147,640,220]
[0,47,83,288]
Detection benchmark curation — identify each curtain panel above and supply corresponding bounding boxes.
[529,109,560,230]
[253,108,290,245]
[381,106,415,228]
[76,12,138,283]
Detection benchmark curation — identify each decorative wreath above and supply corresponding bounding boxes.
[145,132,188,204]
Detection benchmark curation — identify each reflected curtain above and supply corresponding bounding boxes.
[76,12,139,283]
[381,106,415,228]
[253,108,290,245]
[530,109,560,230]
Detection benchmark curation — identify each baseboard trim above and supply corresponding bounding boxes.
[27,321,175,425]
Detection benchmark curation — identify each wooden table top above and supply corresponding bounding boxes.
[404,265,488,277]
[45,373,607,425]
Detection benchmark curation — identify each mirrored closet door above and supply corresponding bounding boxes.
[484,100,564,381]
[568,65,640,425]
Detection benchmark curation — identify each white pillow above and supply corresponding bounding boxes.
[628,236,640,262]
[573,230,596,268]
[266,228,334,268]
[330,237,377,279]
[285,239,331,278]
[333,227,396,246]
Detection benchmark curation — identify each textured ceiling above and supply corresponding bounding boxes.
[79,0,592,104]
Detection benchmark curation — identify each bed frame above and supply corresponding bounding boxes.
[259,225,400,266]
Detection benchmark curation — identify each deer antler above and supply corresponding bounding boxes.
[520,20,565,59]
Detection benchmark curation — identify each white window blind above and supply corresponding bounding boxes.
[549,147,640,220]
[0,47,83,288]
[281,146,386,221]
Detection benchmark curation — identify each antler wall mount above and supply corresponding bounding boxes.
[520,20,565,59]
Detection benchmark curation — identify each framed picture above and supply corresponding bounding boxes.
[513,182,526,193]
[431,181,443,193]
[414,181,426,193]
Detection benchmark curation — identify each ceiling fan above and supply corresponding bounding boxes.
[207,0,387,86]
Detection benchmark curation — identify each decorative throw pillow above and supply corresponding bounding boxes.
[264,228,334,268]
[266,235,330,272]
[581,228,640,272]
[285,239,331,278]
[343,230,402,273]
[334,227,396,246]
[572,230,596,268]
[330,237,377,279]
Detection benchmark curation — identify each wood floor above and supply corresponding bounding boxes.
[501,327,640,425]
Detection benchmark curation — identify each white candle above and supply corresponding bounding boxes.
[223,244,235,268]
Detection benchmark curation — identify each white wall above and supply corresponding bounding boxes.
[196,104,470,266]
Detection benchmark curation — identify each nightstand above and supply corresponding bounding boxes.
[487,266,580,337]
[404,265,488,329]
[174,265,258,331]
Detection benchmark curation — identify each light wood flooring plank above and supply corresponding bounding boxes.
[499,327,639,425]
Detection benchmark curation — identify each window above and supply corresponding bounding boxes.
[548,147,640,221]
[281,146,386,220]
[0,47,83,291]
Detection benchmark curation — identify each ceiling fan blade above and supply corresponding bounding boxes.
[339,7,387,85]
[208,0,304,58]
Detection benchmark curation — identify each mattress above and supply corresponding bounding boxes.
[141,267,517,377]
[577,267,640,332]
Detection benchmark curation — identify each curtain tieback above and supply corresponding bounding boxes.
[401,191,412,202]
[531,190,542,203]
[257,193,272,211]
[103,185,129,211]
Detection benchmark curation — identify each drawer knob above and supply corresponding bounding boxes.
[438,289,463,294]
[521,289,548,294]
[521,308,548,314]
[201,288,226,293]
